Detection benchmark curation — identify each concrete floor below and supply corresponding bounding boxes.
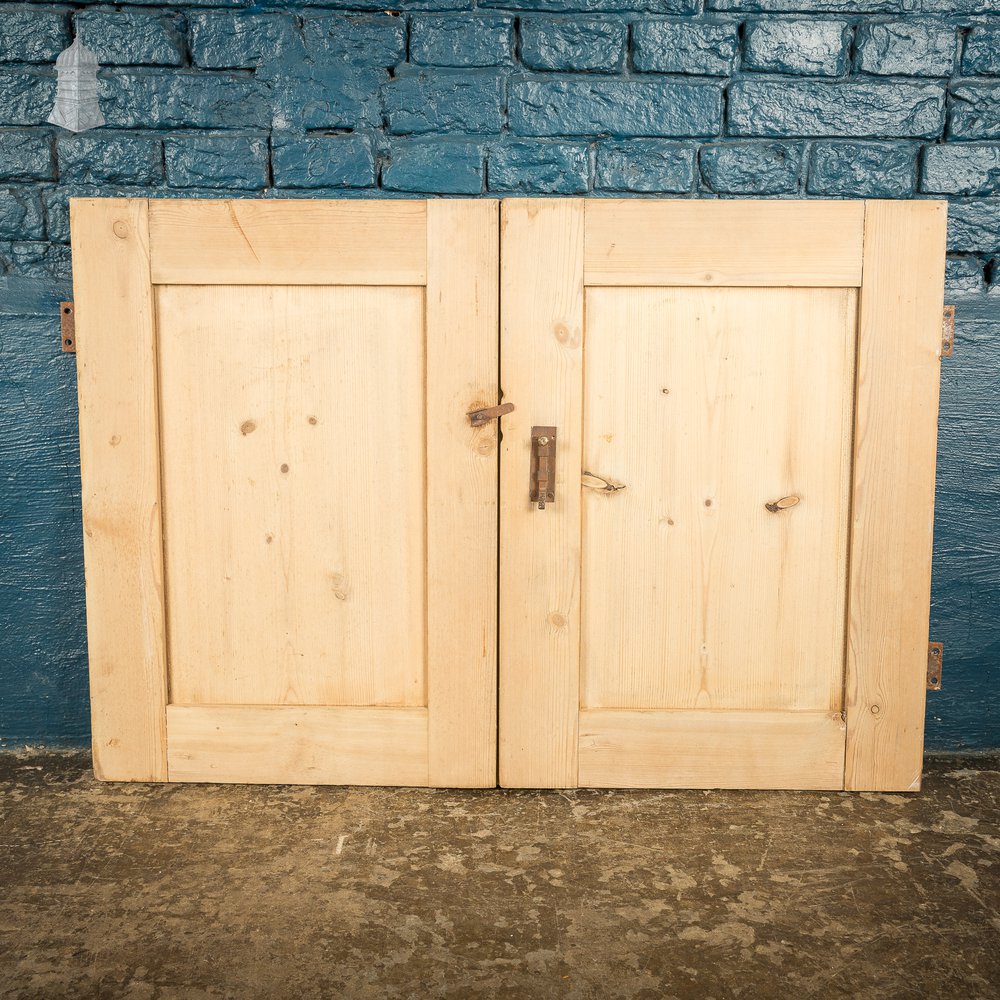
[0,753,998,1000]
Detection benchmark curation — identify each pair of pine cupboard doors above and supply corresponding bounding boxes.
[73,196,946,792]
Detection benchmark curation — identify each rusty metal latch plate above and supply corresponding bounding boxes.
[467,402,514,427]
[530,426,556,510]
[60,301,76,353]
[927,642,943,690]
[942,305,955,357]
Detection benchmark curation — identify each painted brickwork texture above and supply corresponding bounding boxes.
[1,1,999,749]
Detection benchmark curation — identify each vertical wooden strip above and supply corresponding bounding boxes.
[71,198,168,780]
[426,200,500,787]
[499,199,585,788]
[845,200,947,791]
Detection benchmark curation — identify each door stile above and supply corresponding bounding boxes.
[72,197,170,781]
[499,200,585,788]
[844,200,947,791]
[426,200,500,788]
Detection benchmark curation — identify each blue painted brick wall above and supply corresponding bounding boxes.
[1,0,999,751]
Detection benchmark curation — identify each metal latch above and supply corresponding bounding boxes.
[530,426,556,510]
[927,642,943,690]
[467,402,514,427]
[60,301,75,353]
[581,471,626,494]
[942,305,955,357]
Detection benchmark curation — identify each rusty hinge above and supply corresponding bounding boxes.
[941,305,955,357]
[530,426,556,510]
[927,642,944,690]
[60,301,75,353]
[467,402,514,427]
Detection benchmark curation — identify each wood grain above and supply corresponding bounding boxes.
[844,200,948,792]
[499,199,585,788]
[585,200,865,287]
[581,287,857,712]
[426,200,499,788]
[71,197,168,781]
[166,705,428,785]
[157,284,427,708]
[148,199,427,286]
[579,709,847,789]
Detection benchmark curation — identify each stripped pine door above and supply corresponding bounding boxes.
[73,198,499,786]
[499,199,947,791]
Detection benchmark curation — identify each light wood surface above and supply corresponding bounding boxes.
[158,284,427,707]
[844,200,947,792]
[584,200,865,287]
[499,200,585,788]
[148,199,427,285]
[166,706,428,785]
[581,287,856,712]
[426,200,499,788]
[71,198,169,781]
[579,709,847,789]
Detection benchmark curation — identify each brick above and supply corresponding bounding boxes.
[709,0,995,10]
[74,10,184,66]
[510,77,723,138]
[520,19,626,73]
[0,188,44,239]
[488,140,589,193]
[0,71,56,127]
[0,9,69,64]
[923,144,1000,196]
[807,141,917,197]
[632,20,739,76]
[947,200,1000,254]
[0,131,54,181]
[855,21,956,77]
[383,139,484,193]
[410,15,513,67]
[165,135,269,190]
[57,132,162,184]
[989,258,1000,295]
[291,0,471,7]
[962,26,1000,76]
[99,71,270,130]
[267,64,386,132]
[272,133,375,188]
[728,80,945,138]
[743,19,850,76]
[483,0,697,9]
[595,140,695,192]
[189,13,301,69]
[945,255,984,295]
[700,142,802,194]
[949,84,1000,141]
[383,70,506,135]
[301,14,407,68]
[0,241,71,280]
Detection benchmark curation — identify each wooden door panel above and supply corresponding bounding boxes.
[73,197,498,787]
[500,198,947,792]
[581,286,856,712]
[158,284,427,708]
